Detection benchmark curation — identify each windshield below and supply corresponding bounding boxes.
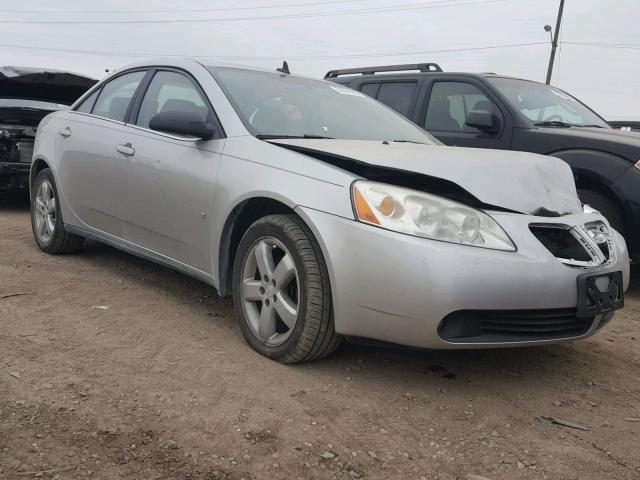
[209,67,439,144]
[488,77,609,128]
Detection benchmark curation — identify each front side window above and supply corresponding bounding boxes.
[92,71,146,122]
[209,67,438,144]
[425,81,497,133]
[135,71,210,129]
[488,77,609,128]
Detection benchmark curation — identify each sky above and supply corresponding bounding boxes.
[0,0,638,120]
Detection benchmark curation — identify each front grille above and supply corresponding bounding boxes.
[439,309,592,343]
[530,225,591,262]
[530,221,614,267]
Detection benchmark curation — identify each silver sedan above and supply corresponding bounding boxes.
[30,59,630,362]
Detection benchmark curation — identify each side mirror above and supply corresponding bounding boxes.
[148,109,216,140]
[465,110,501,133]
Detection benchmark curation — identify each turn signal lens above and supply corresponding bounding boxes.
[353,187,380,225]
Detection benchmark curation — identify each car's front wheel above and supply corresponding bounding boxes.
[31,168,84,254]
[232,214,341,363]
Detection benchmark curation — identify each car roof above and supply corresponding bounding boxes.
[112,58,324,83]
[331,70,542,84]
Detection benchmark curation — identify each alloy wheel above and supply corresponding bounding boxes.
[34,180,56,243]
[241,237,300,346]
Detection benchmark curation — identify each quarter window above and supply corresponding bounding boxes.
[92,71,146,122]
[425,82,498,133]
[135,71,210,130]
[375,82,417,116]
[75,89,100,113]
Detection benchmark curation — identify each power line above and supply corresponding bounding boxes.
[563,41,640,50]
[0,0,432,14]
[0,41,548,60]
[0,0,505,24]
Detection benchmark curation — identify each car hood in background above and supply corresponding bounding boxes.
[0,66,97,105]
[270,139,583,216]
[532,125,640,162]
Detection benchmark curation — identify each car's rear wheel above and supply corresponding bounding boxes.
[578,189,625,234]
[232,214,341,363]
[31,168,84,254]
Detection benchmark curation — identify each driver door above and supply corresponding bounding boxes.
[421,79,513,150]
[114,69,225,273]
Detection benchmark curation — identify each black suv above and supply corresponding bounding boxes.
[327,63,640,258]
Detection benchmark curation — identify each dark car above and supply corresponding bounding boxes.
[327,63,640,258]
[0,66,96,192]
[610,121,640,133]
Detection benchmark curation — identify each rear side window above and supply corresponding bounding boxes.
[92,71,146,122]
[375,82,417,116]
[75,89,100,113]
[360,82,381,99]
[425,81,497,133]
[135,70,210,130]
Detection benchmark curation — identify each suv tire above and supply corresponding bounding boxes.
[578,189,624,234]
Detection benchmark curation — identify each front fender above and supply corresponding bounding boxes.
[549,149,631,186]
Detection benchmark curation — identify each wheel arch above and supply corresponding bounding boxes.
[549,148,631,232]
[30,157,52,192]
[217,195,315,297]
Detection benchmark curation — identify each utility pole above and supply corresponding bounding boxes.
[545,0,565,85]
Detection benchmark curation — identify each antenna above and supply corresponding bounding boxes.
[276,61,290,75]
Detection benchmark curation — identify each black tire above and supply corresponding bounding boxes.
[578,189,625,234]
[232,214,342,363]
[31,168,84,254]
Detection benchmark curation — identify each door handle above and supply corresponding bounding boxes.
[59,127,72,138]
[116,143,135,157]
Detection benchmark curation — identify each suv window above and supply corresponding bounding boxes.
[360,82,381,99]
[425,82,497,133]
[92,71,146,122]
[75,89,100,114]
[135,71,210,130]
[375,82,417,116]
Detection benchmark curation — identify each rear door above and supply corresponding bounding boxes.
[350,77,422,119]
[418,77,513,150]
[58,70,147,235]
[113,68,225,273]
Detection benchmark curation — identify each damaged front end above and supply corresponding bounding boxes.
[0,102,52,192]
[269,139,583,217]
[0,66,96,192]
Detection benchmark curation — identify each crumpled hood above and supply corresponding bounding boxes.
[271,139,583,216]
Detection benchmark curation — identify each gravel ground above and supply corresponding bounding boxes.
[1,192,639,480]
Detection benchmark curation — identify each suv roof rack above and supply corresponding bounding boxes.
[324,63,442,78]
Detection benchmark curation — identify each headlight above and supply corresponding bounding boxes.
[352,180,516,251]
[635,159,640,171]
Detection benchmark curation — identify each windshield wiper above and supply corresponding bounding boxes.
[256,134,335,140]
[534,120,574,128]
[577,124,606,128]
[392,139,427,144]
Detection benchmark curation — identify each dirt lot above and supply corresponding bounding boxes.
[1,192,639,480]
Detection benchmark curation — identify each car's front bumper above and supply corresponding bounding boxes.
[298,207,630,349]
